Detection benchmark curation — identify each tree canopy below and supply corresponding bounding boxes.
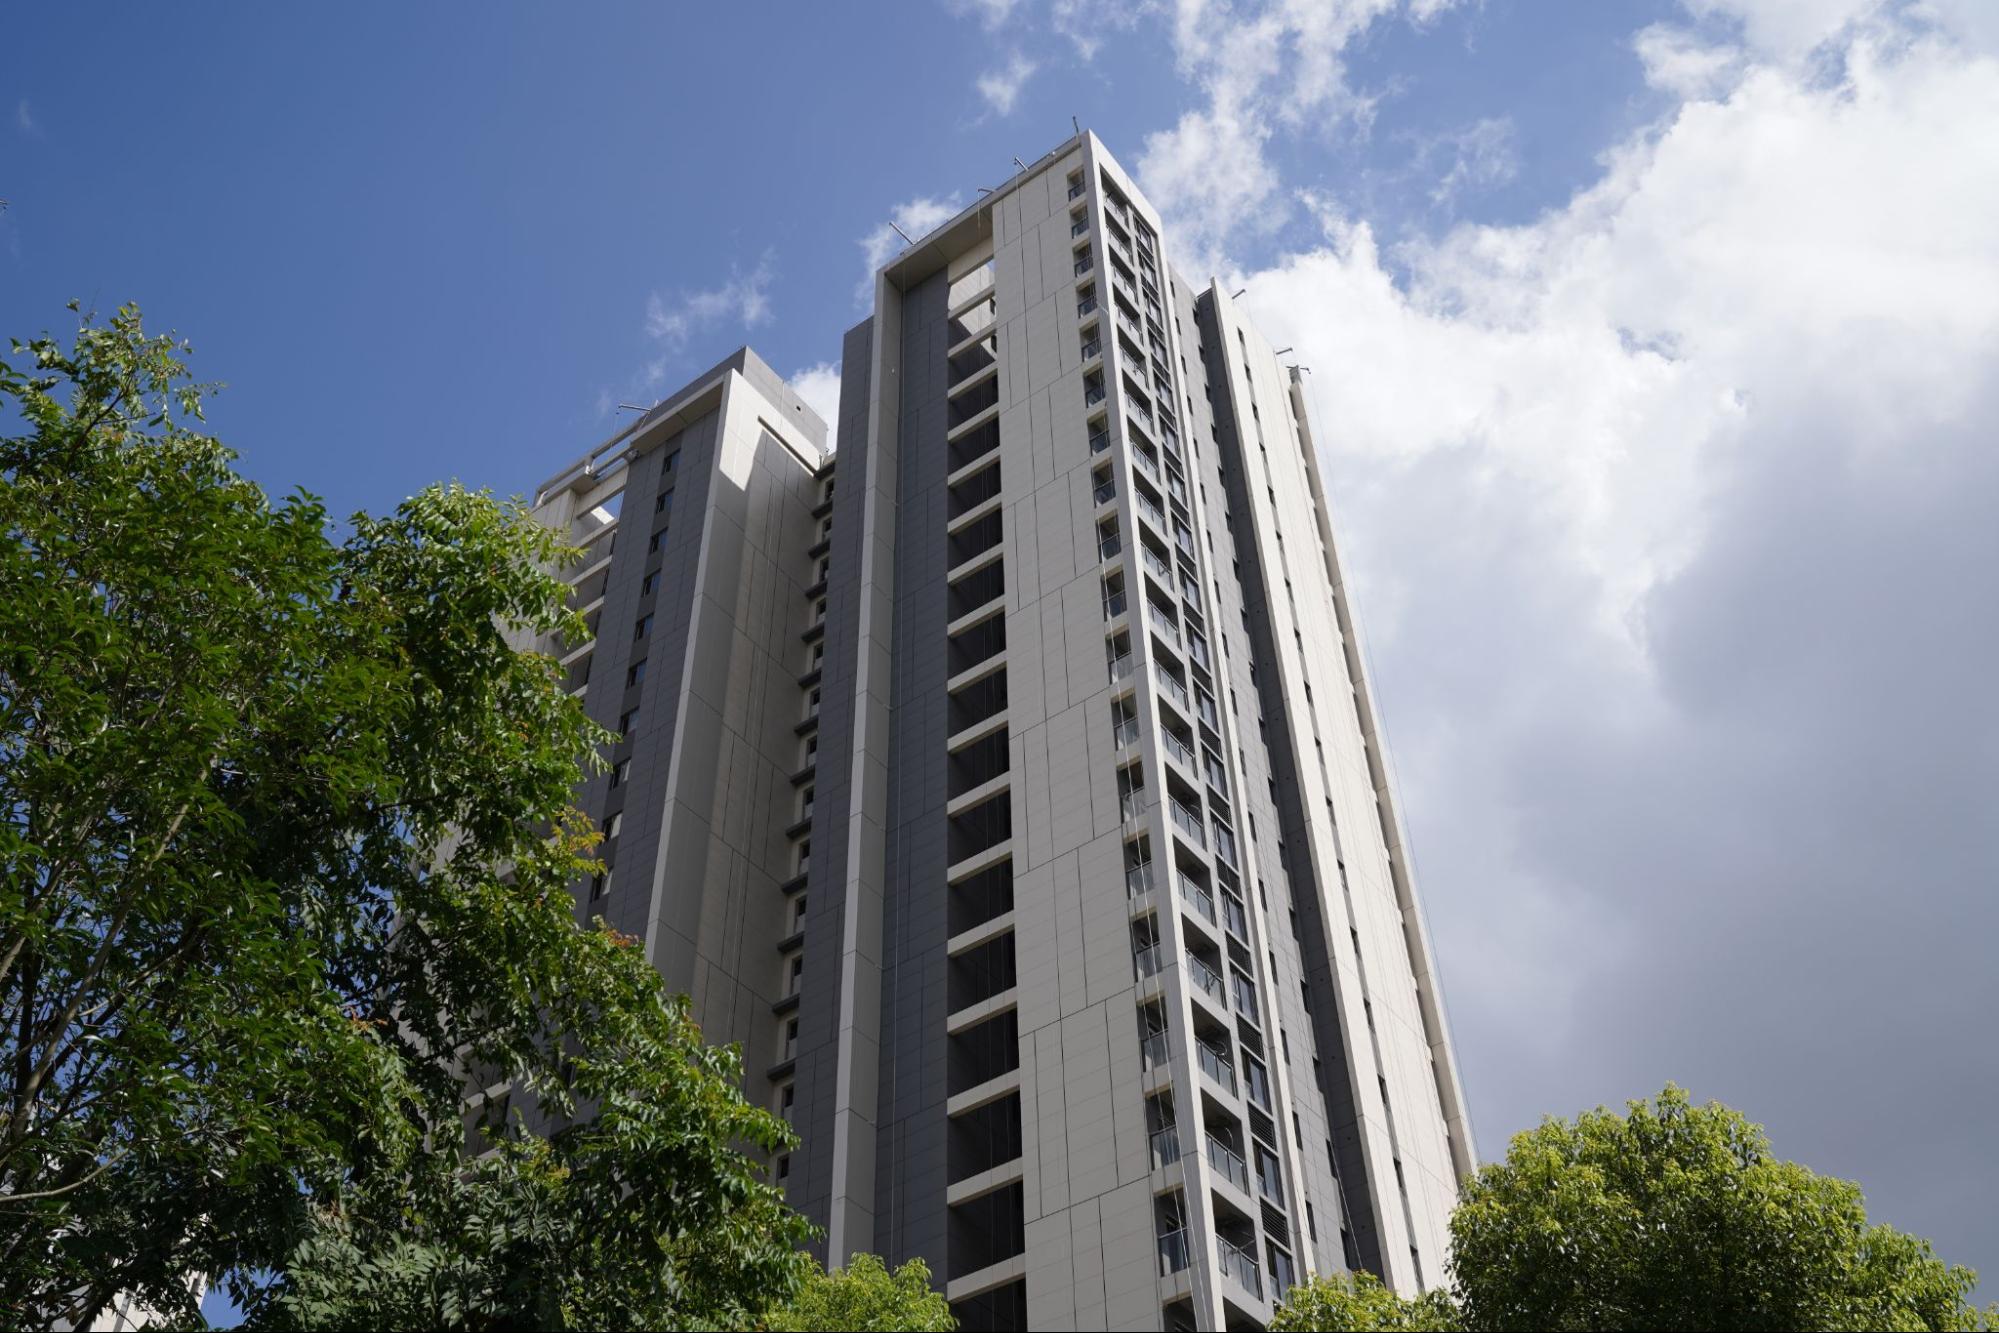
[1272,1085,1990,1332]
[761,1253,957,1332]
[0,303,811,1329]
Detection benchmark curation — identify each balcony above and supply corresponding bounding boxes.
[1113,716,1140,749]
[1086,383,1107,408]
[1221,891,1250,942]
[1161,729,1195,773]
[1187,953,1227,1008]
[1141,1029,1171,1073]
[1135,490,1166,530]
[1094,478,1117,506]
[1156,668,1191,712]
[1150,1125,1183,1170]
[1108,651,1135,684]
[1148,602,1179,642]
[1078,292,1099,318]
[1178,874,1217,927]
[1169,799,1205,846]
[1158,1228,1191,1277]
[1217,1237,1263,1300]
[1133,941,1166,980]
[1196,1041,1237,1095]
[1143,545,1173,583]
[1089,425,1111,455]
[1205,1134,1250,1194]
[1125,859,1157,899]
[1103,588,1128,621]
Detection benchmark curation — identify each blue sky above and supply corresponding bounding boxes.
[8,0,1999,1300]
[6,1,1670,517]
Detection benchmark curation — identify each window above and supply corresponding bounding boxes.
[634,613,653,641]
[800,785,815,820]
[602,811,622,840]
[609,757,632,788]
[795,839,812,873]
[640,569,660,597]
[654,489,674,516]
[648,527,668,554]
[626,658,648,688]
[589,868,612,900]
[1097,516,1121,562]
[618,706,640,735]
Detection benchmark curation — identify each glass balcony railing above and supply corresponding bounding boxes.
[1158,1228,1191,1276]
[1136,492,1165,528]
[1187,953,1227,1007]
[1120,789,1148,823]
[1148,603,1179,641]
[1161,730,1195,772]
[1156,669,1190,711]
[1221,892,1249,941]
[1113,717,1140,748]
[1143,546,1173,582]
[1125,860,1156,898]
[1179,874,1216,925]
[1141,1030,1171,1071]
[1099,532,1122,561]
[1086,384,1107,407]
[1089,428,1111,454]
[1170,800,1205,846]
[1081,338,1102,361]
[1232,973,1260,1027]
[1094,481,1117,509]
[1217,1237,1263,1298]
[1150,1125,1183,1169]
[1108,651,1135,683]
[1196,1041,1237,1094]
[1104,589,1127,620]
[1069,180,1086,200]
[1206,1135,1250,1194]
[1078,294,1099,317]
[1133,942,1166,979]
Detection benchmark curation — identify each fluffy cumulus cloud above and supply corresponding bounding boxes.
[856,194,962,305]
[789,361,844,453]
[1236,2,1999,1271]
[976,51,1039,116]
[1137,0,1456,269]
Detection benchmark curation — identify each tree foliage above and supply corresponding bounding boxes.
[1449,1085,1990,1332]
[0,303,811,1329]
[1268,1270,1460,1332]
[761,1253,957,1333]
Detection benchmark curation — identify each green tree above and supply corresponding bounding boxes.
[762,1253,956,1332]
[0,303,810,1329]
[1451,1085,1990,1332]
[1269,1270,1461,1331]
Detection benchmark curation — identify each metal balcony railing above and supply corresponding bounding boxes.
[1179,874,1217,926]
[1206,1134,1250,1194]
[1187,953,1227,1007]
[1196,1041,1236,1094]
[1217,1236,1263,1298]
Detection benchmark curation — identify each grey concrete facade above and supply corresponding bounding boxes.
[521,135,1471,1333]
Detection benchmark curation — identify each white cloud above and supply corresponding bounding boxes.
[1135,0,1460,267]
[976,52,1039,116]
[1235,8,1999,1256]
[856,195,962,306]
[644,253,774,351]
[1051,0,1159,59]
[789,361,844,453]
[1425,116,1519,208]
[950,0,1020,28]
[15,99,38,137]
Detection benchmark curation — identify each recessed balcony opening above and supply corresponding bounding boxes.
[949,336,998,384]
[948,560,1005,621]
[948,612,1005,676]
[949,1180,1025,1280]
[953,1278,1027,1333]
[948,790,1013,864]
[948,460,1002,519]
[949,930,1017,1013]
[948,1008,1019,1097]
[949,373,1001,429]
[949,417,1001,472]
[949,508,1003,569]
[948,666,1008,734]
[947,300,996,348]
[948,1090,1023,1183]
[949,726,1011,798]
[950,858,1014,936]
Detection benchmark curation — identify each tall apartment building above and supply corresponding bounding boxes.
[519,132,1473,1332]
